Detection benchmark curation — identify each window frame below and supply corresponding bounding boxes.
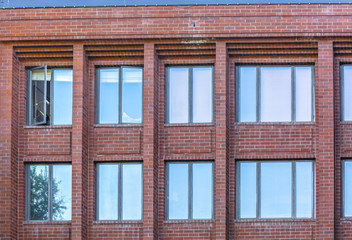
[95,162,144,221]
[26,66,73,126]
[165,66,214,124]
[341,159,352,218]
[165,161,214,220]
[236,159,315,219]
[235,65,315,123]
[95,66,144,124]
[340,65,352,122]
[25,163,72,222]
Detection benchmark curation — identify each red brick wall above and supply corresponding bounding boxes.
[0,4,351,240]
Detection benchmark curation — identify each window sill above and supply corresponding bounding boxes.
[340,121,352,125]
[234,122,315,126]
[164,219,214,224]
[94,124,143,128]
[164,123,214,127]
[24,125,72,129]
[23,220,71,225]
[233,218,316,223]
[93,220,143,224]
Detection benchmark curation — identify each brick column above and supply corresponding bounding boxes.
[0,43,18,240]
[316,40,334,240]
[143,43,158,239]
[71,44,89,240]
[214,41,229,239]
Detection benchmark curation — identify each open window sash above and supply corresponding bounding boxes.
[29,65,48,125]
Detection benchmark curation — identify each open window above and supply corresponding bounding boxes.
[27,66,73,125]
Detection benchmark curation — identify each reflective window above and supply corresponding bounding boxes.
[341,66,352,121]
[27,66,73,125]
[237,160,314,219]
[343,160,352,217]
[236,66,314,122]
[96,163,143,221]
[97,67,143,124]
[27,164,72,221]
[166,162,213,220]
[167,67,213,124]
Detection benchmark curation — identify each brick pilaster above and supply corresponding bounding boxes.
[0,43,19,240]
[143,42,159,239]
[71,44,89,240]
[316,40,335,240]
[215,41,229,239]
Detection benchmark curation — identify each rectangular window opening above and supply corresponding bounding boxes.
[96,67,143,124]
[166,161,214,220]
[236,160,315,219]
[26,164,72,221]
[166,66,213,124]
[236,65,314,123]
[96,162,143,221]
[27,66,73,126]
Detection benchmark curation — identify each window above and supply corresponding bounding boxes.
[236,66,314,122]
[165,162,213,220]
[342,160,352,217]
[96,162,143,220]
[236,160,314,219]
[341,65,352,121]
[166,66,213,124]
[96,67,143,124]
[27,66,73,125]
[26,164,72,221]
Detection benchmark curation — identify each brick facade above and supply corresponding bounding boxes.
[0,4,351,239]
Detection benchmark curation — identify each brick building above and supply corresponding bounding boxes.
[1,1,352,239]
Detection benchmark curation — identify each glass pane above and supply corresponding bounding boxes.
[99,69,119,124]
[193,67,213,123]
[169,163,189,219]
[343,66,352,121]
[261,162,292,218]
[296,162,313,218]
[239,67,257,122]
[240,162,257,218]
[192,163,212,219]
[98,164,118,220]
[52,165,72,221]
[295,67,312,122]
[261,67,291,122]
[29,165,49,220]
[31,69,51,125]
[122,68,143,123]
[53,70,73,125]
[168,68,189,123]
[345,161,352,216]
[122,164,142,220]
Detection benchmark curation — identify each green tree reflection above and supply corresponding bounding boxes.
[30,166,66,220]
